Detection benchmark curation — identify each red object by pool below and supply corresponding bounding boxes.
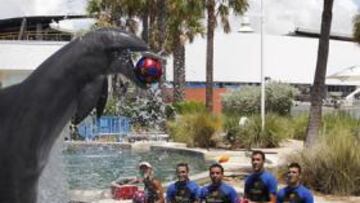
[111,183,139,200]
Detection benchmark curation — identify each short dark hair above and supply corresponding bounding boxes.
[252,150,265,161]
[288,162,302,174]
[209,163,224,174]
[176,163,189,172]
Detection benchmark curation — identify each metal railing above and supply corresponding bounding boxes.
[0,30,73,41]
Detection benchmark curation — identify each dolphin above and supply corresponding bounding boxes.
[0,28,149,203]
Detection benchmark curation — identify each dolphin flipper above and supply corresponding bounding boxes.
[96,76,109,118]
[73,76,108,125]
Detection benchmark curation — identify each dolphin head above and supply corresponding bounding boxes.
[81,28,151,89]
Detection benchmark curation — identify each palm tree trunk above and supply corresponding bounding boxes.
[305,0,334,148]
[148,0,157,50]
[156,0,167,99]
[141,9,149,42]
[173,38,185,103]
[206,0,216,112]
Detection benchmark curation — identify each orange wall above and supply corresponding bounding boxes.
[184,88,228,113]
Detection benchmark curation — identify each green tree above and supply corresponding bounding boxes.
[305,0,334,148]
[205,0,248,112]
[87,0,204,104]
[166,0,205,103]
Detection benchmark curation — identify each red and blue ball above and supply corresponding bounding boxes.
[134,57,162,84]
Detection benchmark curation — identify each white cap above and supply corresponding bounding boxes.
[139,161,152,168]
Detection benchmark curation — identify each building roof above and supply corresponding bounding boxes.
[289,27,354,42]
[166,32,360,85]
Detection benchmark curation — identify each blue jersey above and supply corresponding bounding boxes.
[277,185,314,203]
[244,171,278,202]
[199,182,239,203]
[166,180,200,203]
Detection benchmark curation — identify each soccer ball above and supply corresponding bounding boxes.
[134,57,162,83]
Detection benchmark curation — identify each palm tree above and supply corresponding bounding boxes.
[305,0,334,148]
[205,0,248,112]
[87,0,150,100]
[353,14,360,43]
[166,0,205,103]
[155,0,168,98]
[87,0,204,103]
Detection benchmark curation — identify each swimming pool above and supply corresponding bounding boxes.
[63,145,209,189]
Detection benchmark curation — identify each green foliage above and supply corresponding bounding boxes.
[291,113,308,140]
[266,82,299,115]
[320,112,360,136]
[222,86,260,116]
[222,82,299,116]
[165,0,205,51]
[224,113,290,148]
[287,126,360,195]
[167,112,222,148]
[290,112,360,141]
[284,112,360,195]
[172,101,206,115]
[103,97,118,116]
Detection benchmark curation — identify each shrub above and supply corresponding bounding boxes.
[321,112,360,136]
[224,113,291,148]
[266,82,299,115]
[103,97,118,116]
[167,115,195,146]
[286,121,360,195]
[222,86,259,116]
[222,82,299,116]
[291,113,308,140]
[167,112,222,148]
[172,101,206,115]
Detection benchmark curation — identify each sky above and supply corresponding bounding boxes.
[0,0,359,36]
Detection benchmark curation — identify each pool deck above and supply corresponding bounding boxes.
[69,140,360,203]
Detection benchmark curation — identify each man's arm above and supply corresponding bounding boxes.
[304,191,314,203]
[165,184,175,203]
[153,179,165,203]
[267,174,278,203]
[229,187,240,203]
[269,193,277,203]
[127,178,142,184]
[192,184,201,203]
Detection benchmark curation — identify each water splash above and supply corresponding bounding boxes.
[37,124,70,203]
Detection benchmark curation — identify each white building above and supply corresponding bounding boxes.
[0,40,65,87]
[166,32,360,87]
[1,31,360,95]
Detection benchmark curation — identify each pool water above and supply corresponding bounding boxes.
[63,147,209,189]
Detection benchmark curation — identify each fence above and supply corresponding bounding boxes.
[78,116,131,140]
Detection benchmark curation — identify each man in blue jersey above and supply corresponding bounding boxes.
[244,150,277,203]
[166,163,200,203]
[277,163,314,203]
[199,163,239,203]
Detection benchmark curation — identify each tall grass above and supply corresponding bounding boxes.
[286,113,360,195]
[167,112,222,148]
[291,113,308,140]
[224,113,291,148]
[172,101,206,115]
